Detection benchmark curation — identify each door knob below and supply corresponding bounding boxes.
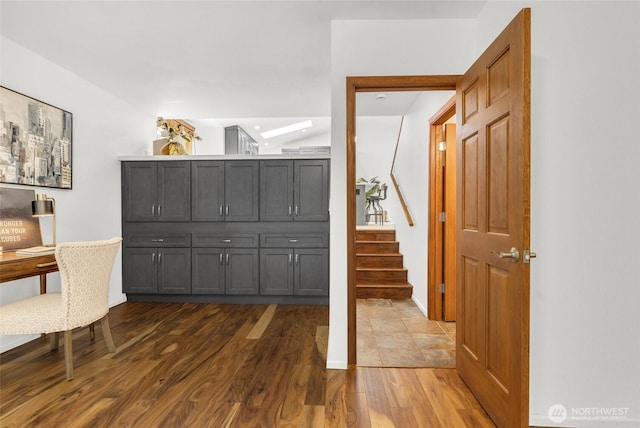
[491,247,519,262]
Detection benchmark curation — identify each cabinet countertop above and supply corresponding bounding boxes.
[118,154,330,161]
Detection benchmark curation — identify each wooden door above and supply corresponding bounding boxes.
[443,122,457,321]
[456,9,530,428]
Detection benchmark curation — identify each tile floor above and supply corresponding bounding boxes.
[357,298,456,367]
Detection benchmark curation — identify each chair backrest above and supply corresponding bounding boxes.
[55,237,122,329]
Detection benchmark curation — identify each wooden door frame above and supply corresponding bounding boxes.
[346,75,460,365]
[427,96,456,321]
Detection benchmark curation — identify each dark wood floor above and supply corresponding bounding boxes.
[0,302,494,427]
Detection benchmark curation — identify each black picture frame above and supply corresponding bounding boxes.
[0,86,73,189]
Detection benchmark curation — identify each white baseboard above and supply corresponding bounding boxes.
[326,360,348,370]
[0,334,39,354]
[411,295,428,316]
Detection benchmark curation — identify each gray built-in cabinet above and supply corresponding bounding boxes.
[121,157,329,304]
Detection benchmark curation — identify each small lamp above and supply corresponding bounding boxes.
[32,194,56,246]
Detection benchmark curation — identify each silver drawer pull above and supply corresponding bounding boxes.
[219,253,223,264]
[219,204,223,216]
[221,239,232,243]
[289,239,299,243]
[151,238,164,242]
[289,253,292,265]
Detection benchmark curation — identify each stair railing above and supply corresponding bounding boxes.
[390,116,414,227]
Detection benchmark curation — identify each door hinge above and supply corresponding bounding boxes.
[438,212,446,222]
[439,283,445,293]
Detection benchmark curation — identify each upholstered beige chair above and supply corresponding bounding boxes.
[0,237,122,380]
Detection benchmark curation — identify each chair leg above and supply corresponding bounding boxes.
[64,330,74,381]
[89,322,95,340]
[100,314,116,353]
[49,332,59,351]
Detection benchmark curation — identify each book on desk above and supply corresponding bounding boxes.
[15,246,56,255]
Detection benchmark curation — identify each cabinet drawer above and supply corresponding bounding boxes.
[260,233,328,248]
[192,233,259,248]
[125,233,191,247]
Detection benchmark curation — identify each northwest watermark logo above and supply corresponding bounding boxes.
[548,404,567,423]
[548,404,629,423]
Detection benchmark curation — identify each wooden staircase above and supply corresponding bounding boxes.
[356,228,413,299]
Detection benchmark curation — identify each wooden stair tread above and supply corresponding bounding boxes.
[356,282,413,299]
[356,283,412,287]
[357,253,403,256]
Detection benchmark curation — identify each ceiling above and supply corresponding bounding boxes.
[0,1,484,149]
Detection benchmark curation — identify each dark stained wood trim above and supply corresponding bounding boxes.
[346,75,461,365]
[427,95,456,321]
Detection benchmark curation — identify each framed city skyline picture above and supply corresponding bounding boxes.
[0,86,73,189]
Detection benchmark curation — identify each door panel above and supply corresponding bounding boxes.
[225,161,259,222]
[191,161,225,222]
[157,248,191,294]
[294,248,329,296]
[192,248,225,294]
[260,248,294,295]
[225,248,259,295]
[158,161,191,221]
[295,160,329,221]
[260,160,294,222]
[123,162,157,222]
[456,9,530,428]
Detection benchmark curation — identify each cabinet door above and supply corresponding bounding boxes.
[123,247,158,293]
[157,161,191,221]
[225,248,259,295]
[294,160,329,221]
[260,160,293,221]
[123,162,157,222]
[294,249,329,296]
[260,249,294,295]
[191,161,225,221]
[225,161,259,222]
[192,248,225,294]
[158,248,191,294]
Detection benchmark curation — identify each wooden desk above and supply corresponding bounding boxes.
[0,251,58,293]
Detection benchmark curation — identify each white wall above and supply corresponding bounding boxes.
[475,2,640,426]
[0,37,156,352]
[356,91,453,316]
[328,18,476,368]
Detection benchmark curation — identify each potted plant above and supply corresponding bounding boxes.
[156,117,201,155]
